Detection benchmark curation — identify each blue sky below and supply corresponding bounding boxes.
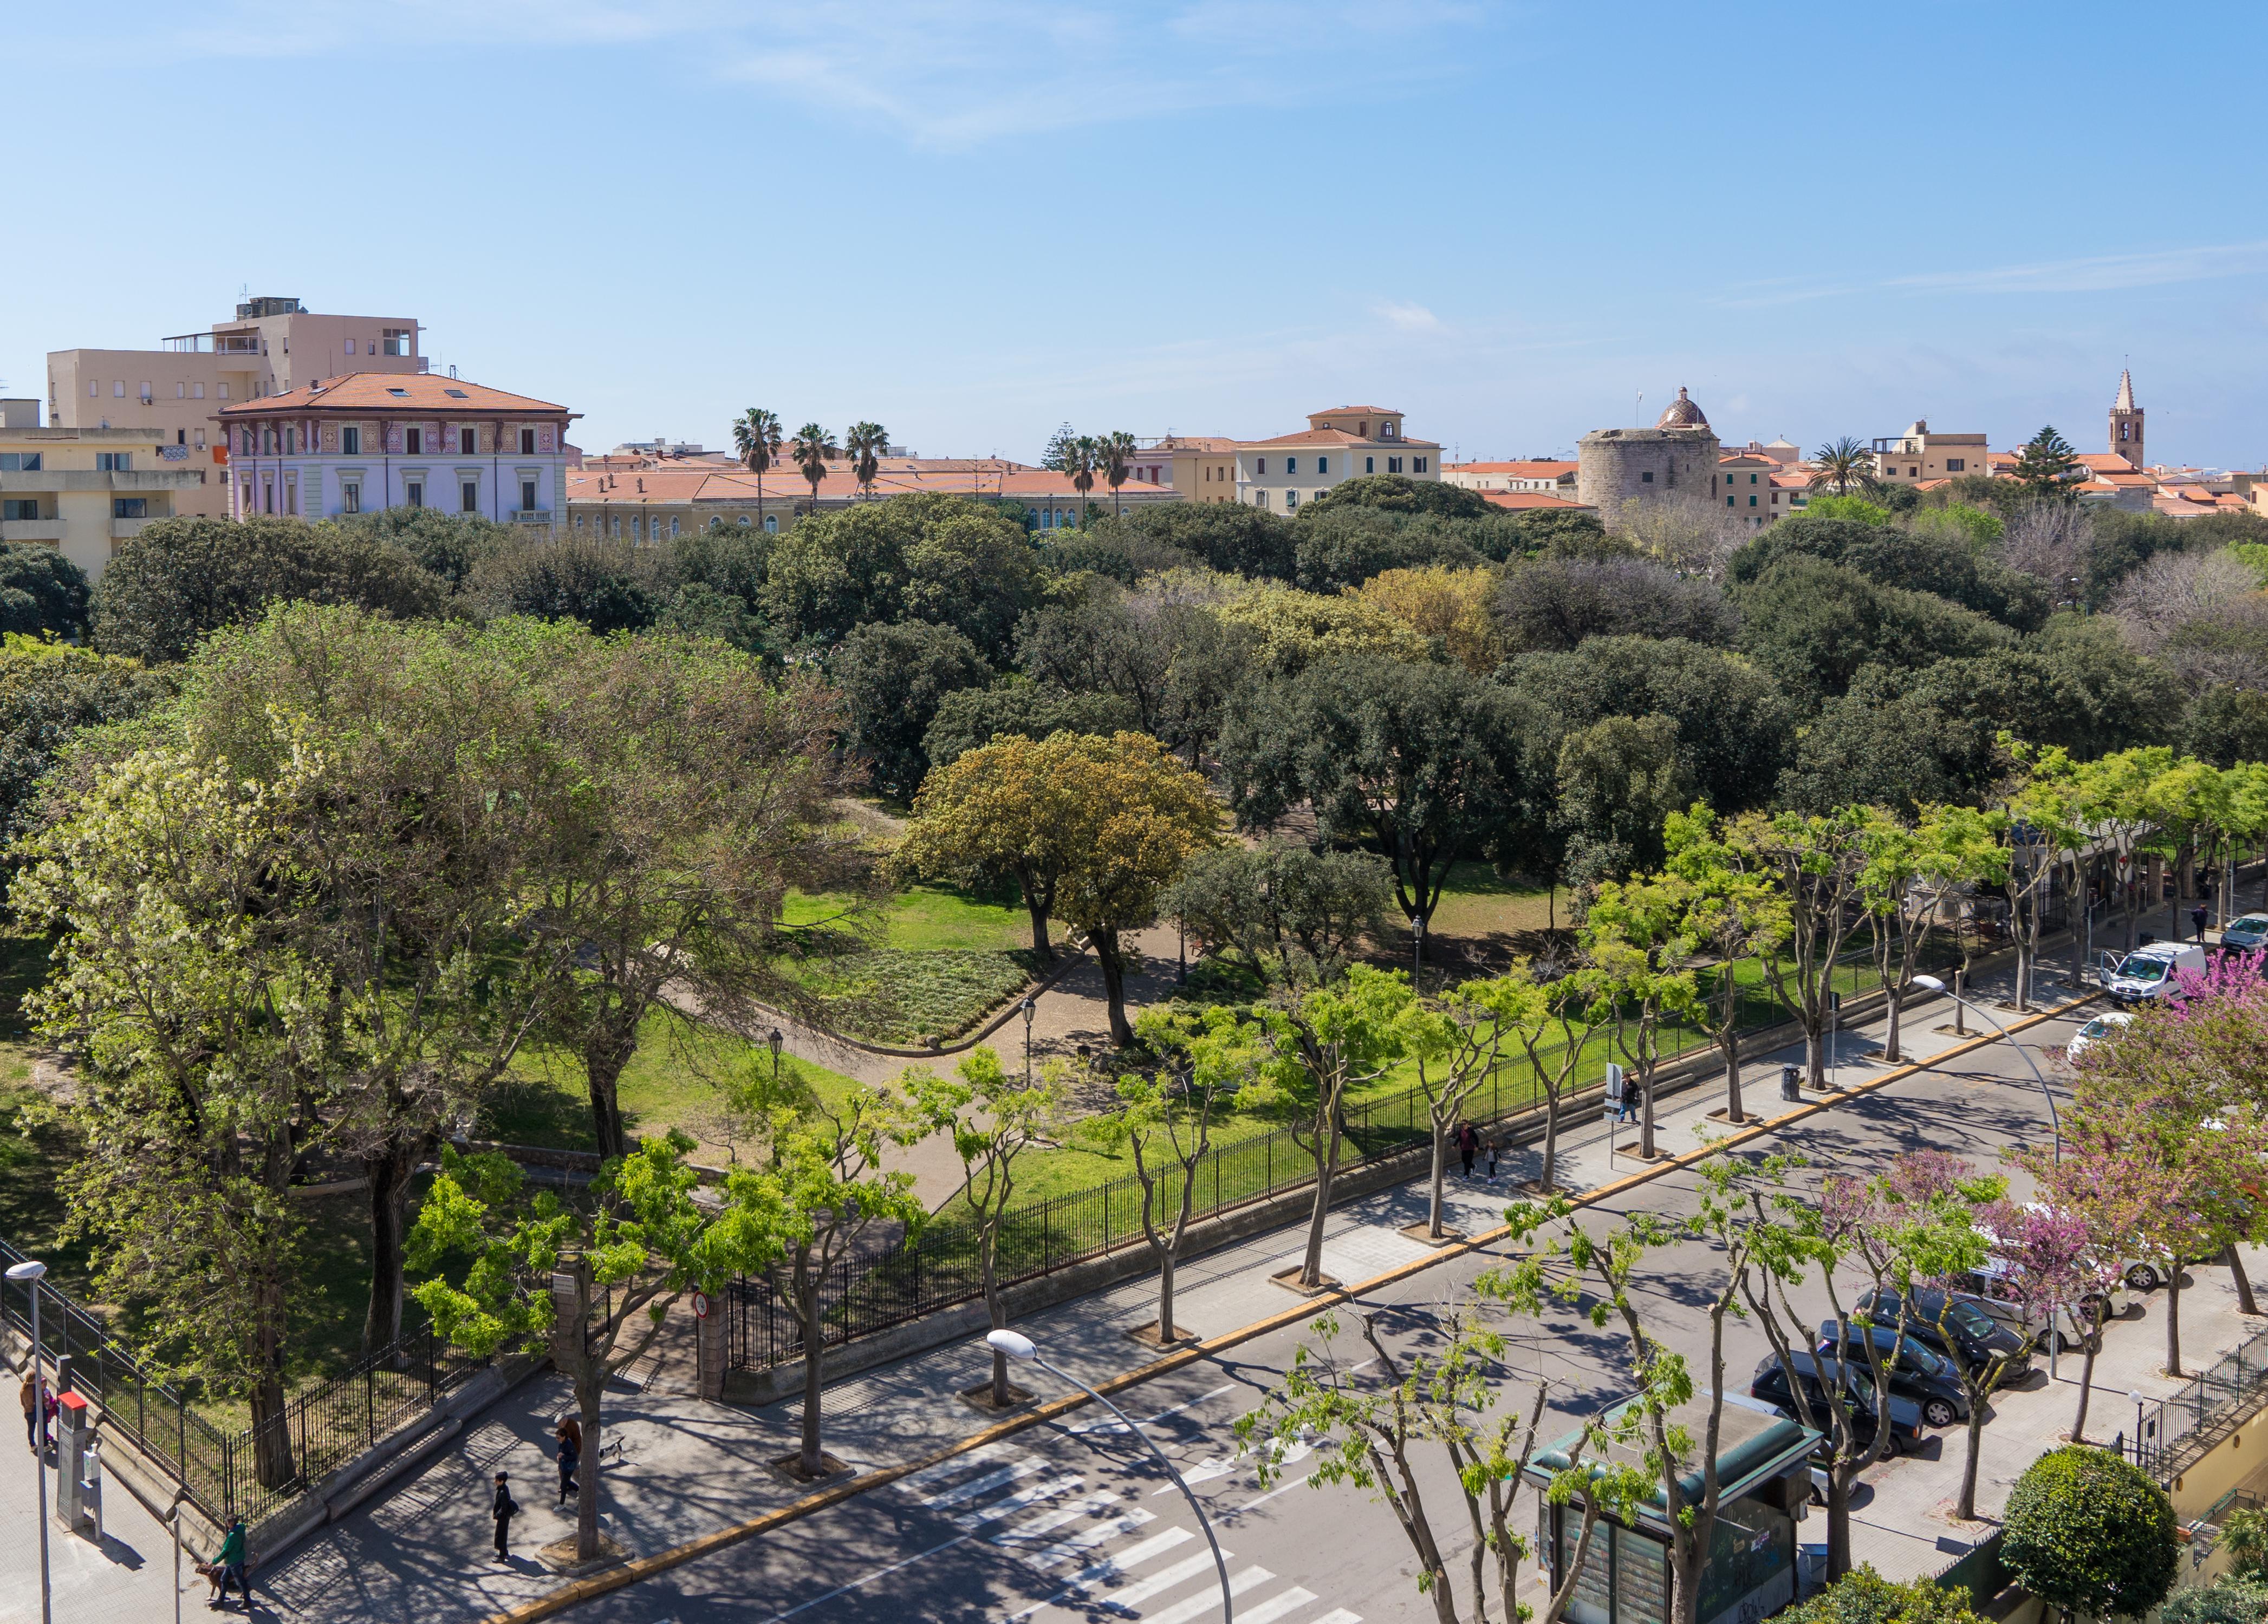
[10,2,2267,466]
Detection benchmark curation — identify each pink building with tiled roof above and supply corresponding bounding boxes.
[1233,406,1440,513]
[215,371,577,528]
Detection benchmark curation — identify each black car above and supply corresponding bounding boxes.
[1750,1352,1927,1458]
[1855,1288,2033,1382]
[1814,1320,1973,1427]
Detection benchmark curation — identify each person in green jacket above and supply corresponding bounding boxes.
[215,1516,252,1610]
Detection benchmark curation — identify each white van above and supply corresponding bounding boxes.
[1950,1254,2131,1352]
[2104,941,2207,1005]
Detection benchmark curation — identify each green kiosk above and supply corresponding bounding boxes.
[1523,1392,1820,1624]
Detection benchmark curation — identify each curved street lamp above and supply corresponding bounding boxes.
[1911,974,2062,1163]
[8,1256,52,1624]
[987,1329,1231,1621]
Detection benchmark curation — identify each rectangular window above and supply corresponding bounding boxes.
[176,383,185,399]
[342,426,361,455]
[1642,471,1654,482]
[1414,456,1428,473]
[1317,456,1329,475]
[520,427,536,455]
[285,480,297,516]
[1255,489,1269,508]
[217,383,228,400]
[1256,458,1266,475]
[461,480,479,513]
[342,481,361,514]
[1749,472,1758,483]
[262,482,275,514]
[1286,488,1301,508]
[2,500,38,521]
[194,429,204,448]
[459,426,477,455]
[405,427,423,455]
[521,478,538,512]
[88,380,98,398]
[1727,495,1736,506]
[0,454,39,473]
[1945,458,1965,472]
[96,452,133,472]
[1364,456,1375,473]
[406,480,424,508]
[381,328,411,357]
[139,381,152,401]
[1285,457,1298,474]
[113,381,125,398]
[1749,494,1758,506]
[193,383,205,400]
[345,338,357,355]
[1387,456,1402,473]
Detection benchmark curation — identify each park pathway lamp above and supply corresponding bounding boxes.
[767,1027,783,1088]
[1021,998,1036,1085]
[986,1328,1232,1622]
[8,1257,51,1624]
[1412,915,1427,984]
[1910,974,2061,1164]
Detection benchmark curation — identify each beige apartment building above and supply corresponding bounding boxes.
[1871,420,1987,485]
[1236,406,1440,513]
[48,295,424,517]
[1442,459,1578,497]
[0,401,200,579]
[1125,435,1240,503]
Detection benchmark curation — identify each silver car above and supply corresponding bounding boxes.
[2224,913,2268,951]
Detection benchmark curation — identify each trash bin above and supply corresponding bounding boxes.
[1780,1064,1803,1102]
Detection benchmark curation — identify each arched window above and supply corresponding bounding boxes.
[764,513,778,533]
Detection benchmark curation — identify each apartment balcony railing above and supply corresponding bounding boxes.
[511,509,552,525]
[0,520,64,544]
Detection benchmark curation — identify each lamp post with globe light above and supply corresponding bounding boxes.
[7,1256,51,1624]
[1910,974,2061,1163]
[986,1328,1231,1620]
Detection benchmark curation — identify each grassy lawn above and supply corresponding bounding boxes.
[777,880,1060,1045]
[1422,861,1560,940]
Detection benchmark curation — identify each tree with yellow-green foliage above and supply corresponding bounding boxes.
[899,731,1220,1043]
[1154,567,1429,674]
[1356,564,1503,673]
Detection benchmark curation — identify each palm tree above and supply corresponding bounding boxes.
[791,423,839,514]
[1099,430,1137,518]
[1065,434,1099,525]
[846,421,888,500]
[1808,436,1877,495]
[732,408,783,527]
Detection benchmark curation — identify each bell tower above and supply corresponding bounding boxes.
[2109,368,2145,468]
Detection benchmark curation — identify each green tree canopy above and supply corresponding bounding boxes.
[1735,555,2014,709]
[830,618,991,801]
[2013,426,2084,492]
[920,677,1139,769]
[1496,555,1738,655]
[1303,473,1492,519]
[1728,514,2048,631]
[2001,1445,2177,1620]
[0,637,165,866]
[1116,501,1297,581]
[1779,1569,1987,1624]
[336,506,514,586]
[464,532,661,632]
[1290,504,1489,592]
[762,492,1041,659]
[0,543,92,639]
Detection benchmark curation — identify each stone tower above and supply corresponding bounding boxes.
[2109,368,2144,467]
[1576,387,1723,519]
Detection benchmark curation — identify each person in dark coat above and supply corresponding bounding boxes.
[1455,1119,1479,1178]
[18,1372,34,1451]
[492,1471,518,1560]
[556,1425,580,1505]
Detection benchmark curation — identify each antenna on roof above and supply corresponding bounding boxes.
[1635,390,1643,428]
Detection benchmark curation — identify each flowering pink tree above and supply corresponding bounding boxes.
[1986,1198,2115,1440]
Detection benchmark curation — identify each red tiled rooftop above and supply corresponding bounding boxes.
[217,371,571,415]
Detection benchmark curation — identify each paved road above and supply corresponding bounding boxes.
[551,995,2129,1624]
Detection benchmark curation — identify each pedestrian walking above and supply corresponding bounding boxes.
[1455,1119,1479,1178]
[492,1472,518,1560]
[555,1427,580,1505]
[213,1514,253,1610]
[18,1369,34,1451]
[1615,1084,1638,1125]
[1483,1133,1500,1183]
[2194,903,2211,942]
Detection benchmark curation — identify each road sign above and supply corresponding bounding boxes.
[692,1290,711,1320]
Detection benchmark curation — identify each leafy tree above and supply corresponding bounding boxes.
[1729,514,2049,631]
[665,521,772,620]
[1118,501,1296,581]
[1291,505,1487,592]
[93,515,447,663]
[1736,555,2013,709]
[1304,473,1492,519]
[0,543,90,638]
[1802,495,1892,526]
[1039,422,1077,472]
[727,1075,927,1478]
[2022,1144,2162,1439]
[908,1047,1067,1406]
[2012,426,2084,494]
[1808,436,1880,496]
[1162,842,1393,981]
[1236,1306,1634,1624]
[338,505,513,588]
[410,1137,780,1561]
[1779,1570,1987,1624]
[1065,434,1099,521]
[1496,556,1738,655]
[1857,809,1990,1060]
[1220,655,1529,945]
[1032,516,1195,584]
[1583,874,1702,1157]
[1357,565,1502,672]
[506,623,852,1161]
[2163,1573,2268,1624]
[1015,588,1175,733]
[1500,959,1610,1191]
[920,677,1138,768]
[464,532,660,632]
[1187,573,1429,674]
[846,420,889,499]
[2000,1445,2177,1620]
[791,421,839,511]
[0,637,164,869]
[1400,976,1526,1236]
[732,406,784,518]
[829,619,990,801]
[1663,806,1788,1120]
[1554,713,1692,889]
[1723,807,1875,1088]
[899,730,1086,957]
[762,493,1042,660]
[1096,1009,1243,1342]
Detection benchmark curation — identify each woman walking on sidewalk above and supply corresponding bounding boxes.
[1456,1119,1479,1178]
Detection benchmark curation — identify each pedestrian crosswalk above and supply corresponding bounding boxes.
[900,1440,1362,1624]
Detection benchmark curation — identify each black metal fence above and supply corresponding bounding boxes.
[2120,1323,2268,1482]
[726,954,1880,1374]
[1,1232,494,1525]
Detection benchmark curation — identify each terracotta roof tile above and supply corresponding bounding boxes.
[1239,428,1442,449]
[1478,491,1591,511]
[1446,460,1576,477]
[217,371,570,416]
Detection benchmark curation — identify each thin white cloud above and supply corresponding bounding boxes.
[1715,239,2268,309]
[1374,301,1443,331]
[113,0,1478,148]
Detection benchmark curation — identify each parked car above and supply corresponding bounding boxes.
[2222,914,2268,951]
[1814,1321,1972,1426]
[2064,1010,2133,1066]
[2104,941,2207,1005]
[1749,1352,1928,1461]
[1978,1204,2159,1295]
[1945,1254,2129,1351]
[1855,1287,2033,1381]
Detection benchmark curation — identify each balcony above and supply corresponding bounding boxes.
[0,468,199,494]
[0,519,64,544]
[511,509,553,525]
[111,517,158,541]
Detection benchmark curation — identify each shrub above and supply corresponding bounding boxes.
[1778,1568,1986,1624]
[0,545,91,640]
[2164,1572,2268,1624]
[2000,1444,2176,1620]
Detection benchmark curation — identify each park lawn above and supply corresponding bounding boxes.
[1423,862,1559,941]
[775,881,1061,1045]
[782,879,1060,954]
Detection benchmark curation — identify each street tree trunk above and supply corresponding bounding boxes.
[1427,1123,1450,1237]
[797,1250,827,1477]
[1093,928,1135,1048]
[1718,970,1745,1122]
[582,1028,637,1164]
[2167,1269,2184,1377]
[362,1136,419,1354]
[1956,1397,1988,1521]
[2231,1246,2260,1316]
[2071,1334,2100,1443]
[1299,1116,1344,1288]
[1016,864,1054,960]
[577,1375,604,1560]
[1539,1094,1562,1191]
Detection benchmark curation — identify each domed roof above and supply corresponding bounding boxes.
[1655,387,1709,429]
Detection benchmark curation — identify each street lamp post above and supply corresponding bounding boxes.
[1910,974,2062,1163]
[1021,997,1036,1087]
[987,1329,1232,1622]
[1412,915,1426,988]
[8,1257,52,1624]
[767,1027,783,1090]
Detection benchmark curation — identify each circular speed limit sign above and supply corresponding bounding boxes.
[692,1290,712,1320]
